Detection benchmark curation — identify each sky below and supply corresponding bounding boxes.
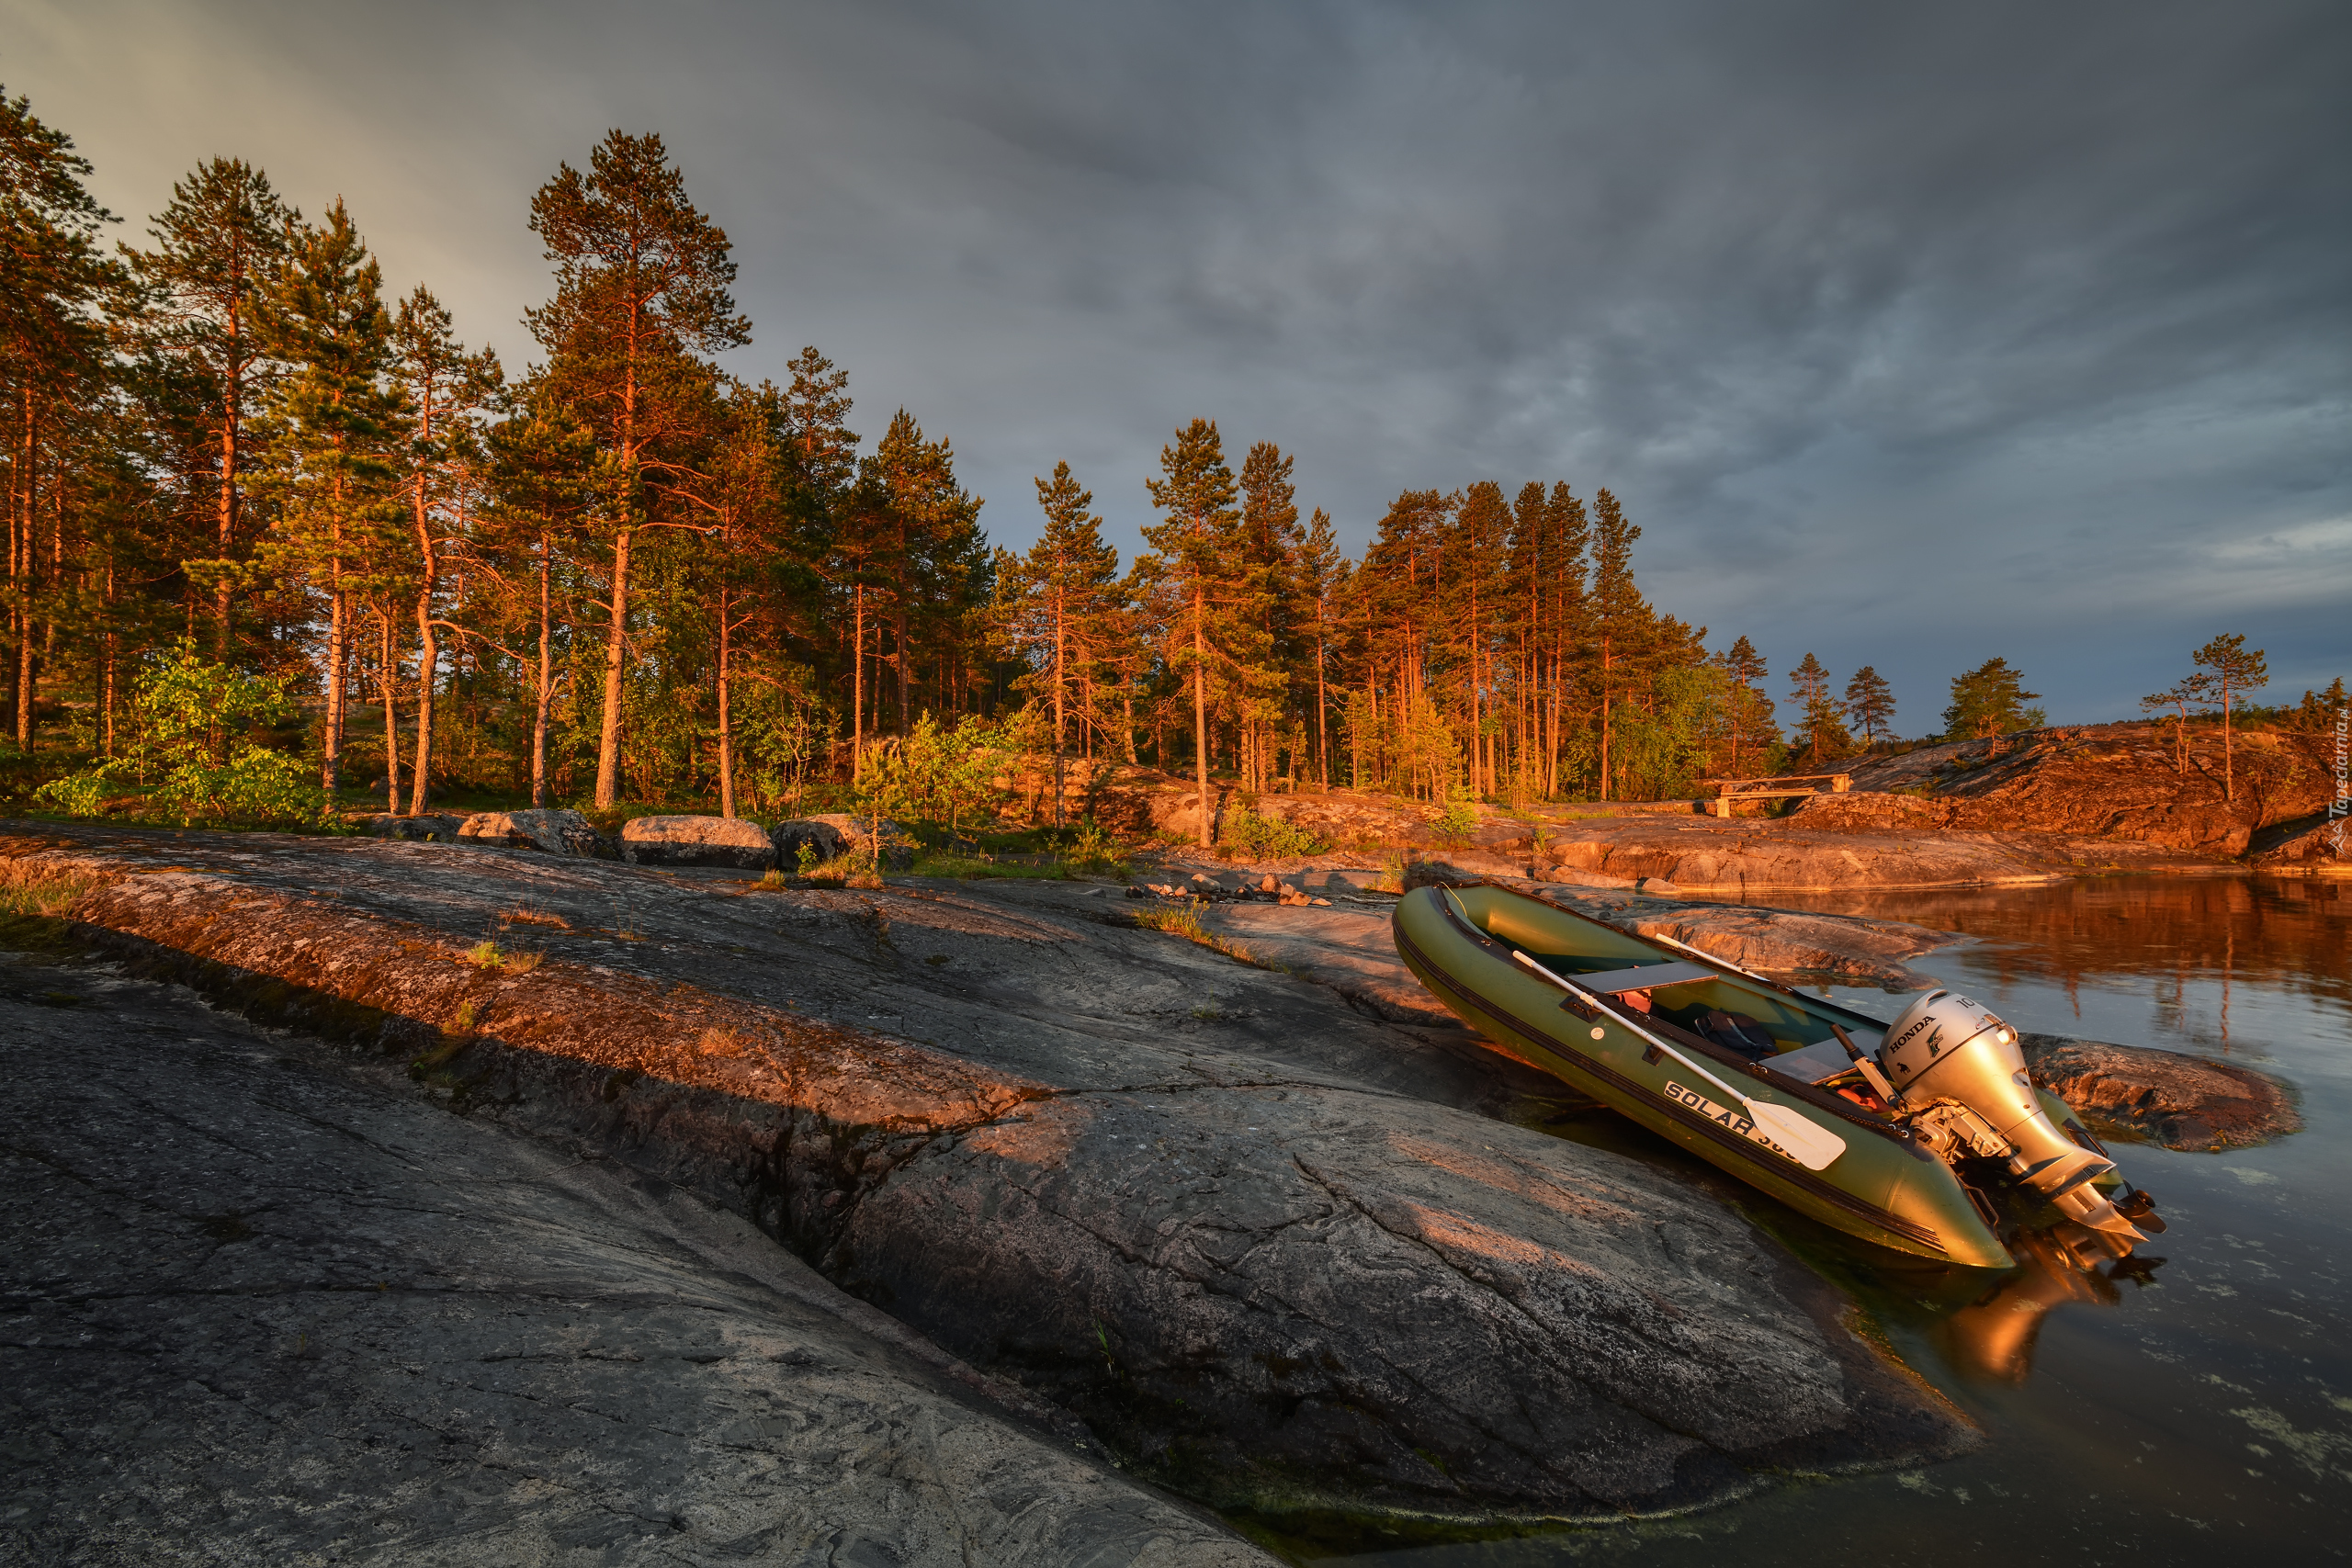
[7,0,2348,728]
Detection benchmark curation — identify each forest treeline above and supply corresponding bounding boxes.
[5,95,2334,835]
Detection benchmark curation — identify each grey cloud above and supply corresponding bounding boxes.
[10,0,2347,716]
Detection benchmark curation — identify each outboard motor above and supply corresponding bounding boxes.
[1879,990,2148,1257]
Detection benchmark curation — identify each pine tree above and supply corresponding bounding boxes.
[1717,635,1771,777]
[481,400,598,806]
[851,409,984,747]
[1140,419,1242,845]
[256,199,402,800]
[129,157,295,657]
[2192,633,2267,803]
[2,86,119,750]
[1451,479,1511,799]
[1293,507,1346,785]
[1844,664,1895,747]
[2139,676,2211,775]
[1236,441,1298,794]
[704,381,793,818]
[1006,461,1120,824]
[1942,658,2044,753]
[390,285,500,812]
[1786,652,1849,765]
[1589,488,1643,799]
[528,130,748,808]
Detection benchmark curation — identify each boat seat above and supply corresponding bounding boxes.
[1566,960,1719,995]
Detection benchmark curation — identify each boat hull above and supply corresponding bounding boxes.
[1393,883,2014,1270]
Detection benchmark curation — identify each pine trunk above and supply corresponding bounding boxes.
[530,531,554,808]
[378,611,401,814]
[593,525,633,807]
[1193,586,1211,847]
[407,477,438,816]
[717,582,736,818]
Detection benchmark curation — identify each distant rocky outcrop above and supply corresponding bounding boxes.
[621,813,778,870]
[1791,723,2336,858]
[2247,810,2348,874]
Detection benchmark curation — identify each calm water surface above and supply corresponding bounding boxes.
[1307,875,2352,1568]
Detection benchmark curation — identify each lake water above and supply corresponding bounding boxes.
[1303,874,2352,1568]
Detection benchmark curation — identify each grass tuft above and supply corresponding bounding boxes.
[0,864,100,919]
[503,947,545,975]
[466,940,505,969]
[1128,900,1276,969]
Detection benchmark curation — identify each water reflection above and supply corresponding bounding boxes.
[1933,1229,2158,1384]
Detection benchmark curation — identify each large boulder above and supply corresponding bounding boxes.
[771,816,852,867]
[776,812,916,871]
[2019,1032,2301,1149]
[458,808,610,857]
[620,813,777,870]
[360,812,469,843]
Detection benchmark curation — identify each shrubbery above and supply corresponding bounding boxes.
[35,644,335,829]
[1219,799,1326,859]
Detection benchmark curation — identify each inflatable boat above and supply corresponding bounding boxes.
[1392,881,2161,1270]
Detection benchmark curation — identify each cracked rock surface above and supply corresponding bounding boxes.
[0,950,1263,1566]
[1,822,1978,1529]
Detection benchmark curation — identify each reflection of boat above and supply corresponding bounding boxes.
[1393,883,2163,1270]
[1934,1230,2155,1382]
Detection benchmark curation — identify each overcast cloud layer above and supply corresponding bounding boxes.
[9,0,2348,724]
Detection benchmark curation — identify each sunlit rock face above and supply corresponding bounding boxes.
[0,821,1984,1528]
[621,812,779,870]
[458,807,611,856]
[2019,1032,2301,1150]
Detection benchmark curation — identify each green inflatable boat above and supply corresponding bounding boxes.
[1392,881,2161,1271]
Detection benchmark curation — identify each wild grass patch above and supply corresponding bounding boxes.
[1128,899,1280,970]
[0,864,99,919]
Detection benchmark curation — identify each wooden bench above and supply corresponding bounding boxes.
[1698,773,1851,817]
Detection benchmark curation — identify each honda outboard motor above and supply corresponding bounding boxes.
[1879,989,2147,1257]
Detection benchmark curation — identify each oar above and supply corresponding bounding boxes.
[1508,948,1849,1172]
[1639,927,1799,995]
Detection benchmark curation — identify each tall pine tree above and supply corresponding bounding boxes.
[528,130,748,808]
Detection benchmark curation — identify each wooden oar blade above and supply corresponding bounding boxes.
[1748,1102,1847,1171]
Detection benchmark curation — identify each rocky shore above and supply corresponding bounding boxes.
[1,953,1258,1567]
[1,818,2301,1561]
[2,821,1987,1560]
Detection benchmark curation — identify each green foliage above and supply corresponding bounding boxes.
[36,645,334,829]
[1844,665,1896,745]
[1219,800,1327,859]
[857,712,1008,835]
[1430,799,1479,846]
[1942,658,2046,742]
[1786,652,1854,764]
[1604,663,1729,798]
